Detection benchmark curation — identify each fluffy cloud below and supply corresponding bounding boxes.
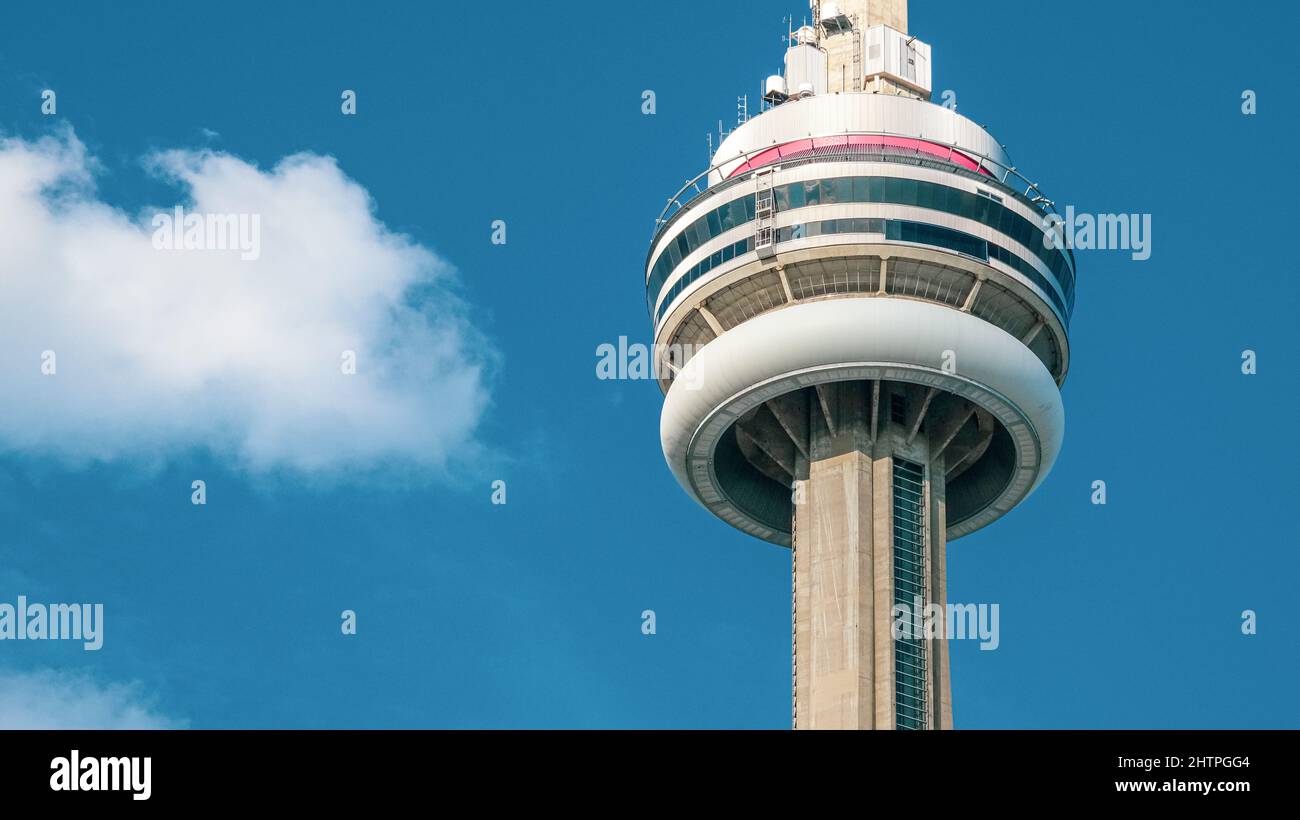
[0,667,182,729]
[0,129,493,473]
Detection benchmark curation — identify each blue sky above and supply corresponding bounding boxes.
[0,0,1296,728]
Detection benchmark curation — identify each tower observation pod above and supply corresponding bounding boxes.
[646,0,1074,729]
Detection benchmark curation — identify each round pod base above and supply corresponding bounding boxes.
[660,297,1064,546]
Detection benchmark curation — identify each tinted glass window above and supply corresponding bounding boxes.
[719,203,736,231]
[804,180,820,206]
[651,175,1074,322]
[832,177,853,204]
[853,177,870,202]
[787,182,806,209]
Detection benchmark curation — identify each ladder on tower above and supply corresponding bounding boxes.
[755,168,776,259]
[851,15,862,91]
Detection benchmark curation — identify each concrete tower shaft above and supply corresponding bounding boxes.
[786,381,954,729]
[811,0,925,98]
[817,0,909,32]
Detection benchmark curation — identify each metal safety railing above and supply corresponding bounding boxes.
[650,130,1064,242]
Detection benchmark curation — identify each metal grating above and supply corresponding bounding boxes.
[707,270,788,330]
[892,457,928,730]
[884,258,974,309]
[787,257,880,300]
[969,280,1040,340]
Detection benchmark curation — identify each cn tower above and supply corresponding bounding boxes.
[646,0,1073,729]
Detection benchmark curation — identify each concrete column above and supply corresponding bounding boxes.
[793,379,951,730]
[870,452,895,729]
[794,447,877,728]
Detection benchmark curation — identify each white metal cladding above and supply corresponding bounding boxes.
[708,94,1012,183]
[660,297,1065,544]
[864,26,932,93]
[785,43,828,96]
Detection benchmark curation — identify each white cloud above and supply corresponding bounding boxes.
[0,667,182,729]
[0,128,494,473]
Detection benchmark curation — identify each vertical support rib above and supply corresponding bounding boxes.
[1022,318,1045,346]
[736,414,797,477]
[906,387,938,445]
[814,383,837,438]
[767,391,810,460]
[696,304,725,336]
[776,265,796,304]
[960,276,984,312]
[929,402,976,463]
[869,380,881,444]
